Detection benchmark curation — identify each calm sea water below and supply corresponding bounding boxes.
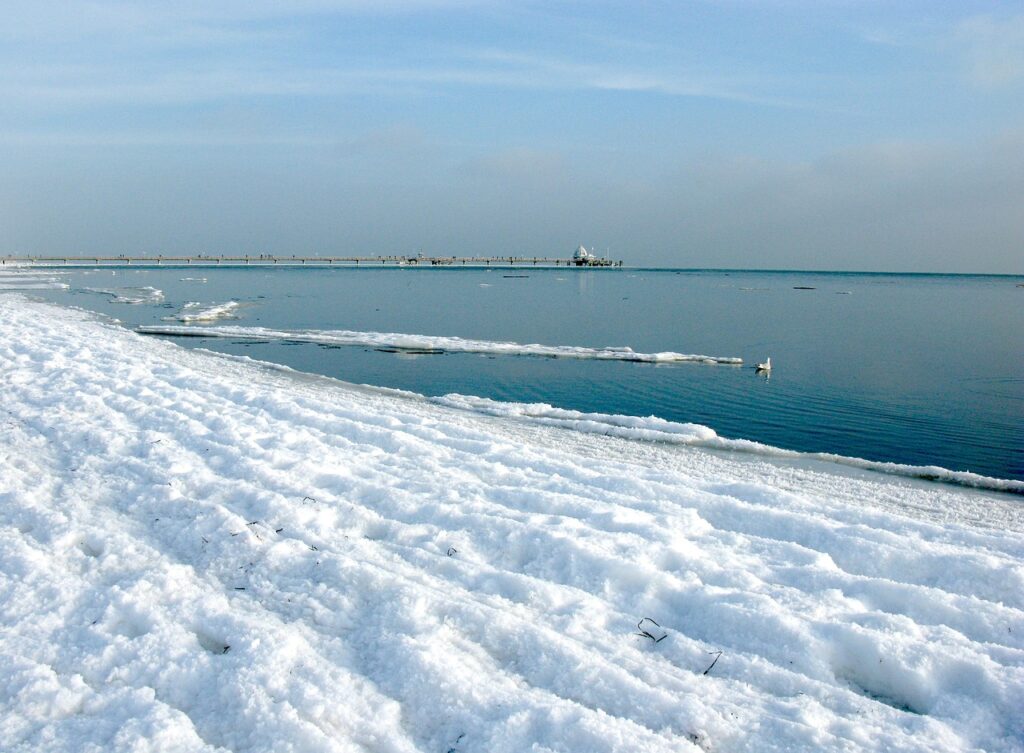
[26,266,1024,481]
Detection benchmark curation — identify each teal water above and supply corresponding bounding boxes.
[24,265,1024,481]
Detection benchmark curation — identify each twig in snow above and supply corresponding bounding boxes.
[447,547,458,556]
[446,733,466,753]
[703,651,723,675]
[636,618,667,643]
[302,496,317,503]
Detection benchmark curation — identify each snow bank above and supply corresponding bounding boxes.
[165,301,242,323]
[434,394,1024,495]
[136,324,744,364]
[2,297,1023,753]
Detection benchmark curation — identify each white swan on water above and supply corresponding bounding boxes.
[755,357,771,372]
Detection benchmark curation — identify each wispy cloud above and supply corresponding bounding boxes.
[438,47,803,106]
[0,46,802,112]
[0,2,832,119]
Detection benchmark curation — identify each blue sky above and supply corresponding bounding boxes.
[2,1,1022,271]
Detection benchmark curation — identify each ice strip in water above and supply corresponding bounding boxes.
[137,324,744,364]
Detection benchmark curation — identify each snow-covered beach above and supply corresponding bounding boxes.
[2,296,1022,752]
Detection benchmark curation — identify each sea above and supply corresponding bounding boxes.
[14,264,1024,482]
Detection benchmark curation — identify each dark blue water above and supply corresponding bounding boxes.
[27,266,1024,480]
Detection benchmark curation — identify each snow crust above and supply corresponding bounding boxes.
[2,297,1023,753]
[136,324,744,364]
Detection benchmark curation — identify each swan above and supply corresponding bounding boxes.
[755,357,771,372]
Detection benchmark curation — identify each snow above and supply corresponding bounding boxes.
[1,296,1022,753]
[136,324,744,364]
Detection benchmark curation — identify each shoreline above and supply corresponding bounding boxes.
[2,267,1020,489]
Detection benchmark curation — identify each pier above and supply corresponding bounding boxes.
[3,254,622,268]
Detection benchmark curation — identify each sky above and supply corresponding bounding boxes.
[1,1,1022,272]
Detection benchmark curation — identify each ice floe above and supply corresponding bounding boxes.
[0,270,70,290]
[1,296,1022,753]
[136,324,744,364]
[84,285,165,304]
[164,300,242,323]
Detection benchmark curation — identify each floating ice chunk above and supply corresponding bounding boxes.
[135,324,744,364]
[164,301,241,323]
[84,286,164,304]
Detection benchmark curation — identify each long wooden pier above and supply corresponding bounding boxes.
[3,254,622,268]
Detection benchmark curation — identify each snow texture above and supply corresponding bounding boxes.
[136,324,744,364]
[1,297,1023,753]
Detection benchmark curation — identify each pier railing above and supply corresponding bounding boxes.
[3,255,622,268]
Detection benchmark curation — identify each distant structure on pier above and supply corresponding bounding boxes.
[572,245,616,267]
[4,249,623,268]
